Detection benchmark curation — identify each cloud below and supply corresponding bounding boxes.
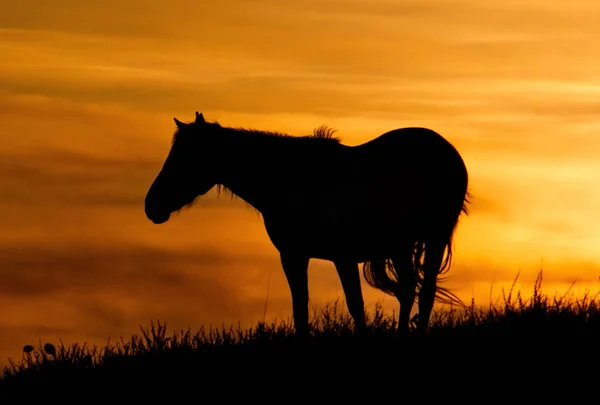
[4,1,600,126]
[0,243,238,297]
[0,240,291,329]
[0,148,152,205]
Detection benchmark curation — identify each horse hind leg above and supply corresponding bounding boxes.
[417,238,447,334]
[333,260,366,333]
[391,252,417,334]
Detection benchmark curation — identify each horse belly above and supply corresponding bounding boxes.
[298,224,406,262]
[302,190,413,261]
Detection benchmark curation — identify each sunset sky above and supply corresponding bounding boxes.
[2,0,600,367]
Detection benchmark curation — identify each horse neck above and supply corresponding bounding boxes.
[217,128,283,213]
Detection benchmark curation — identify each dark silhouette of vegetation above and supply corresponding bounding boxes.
[2,270,600,398]
[145,112,470,336]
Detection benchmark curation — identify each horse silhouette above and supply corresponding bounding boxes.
[145,112,470,335]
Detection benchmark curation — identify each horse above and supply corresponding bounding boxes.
[144,111,470,336]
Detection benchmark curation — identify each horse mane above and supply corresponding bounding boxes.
[311,125,340,142]
[226,124,341,143]
[173,121,340,143]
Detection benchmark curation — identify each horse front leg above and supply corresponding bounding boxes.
[280,253,310,338]
[333,260,366,334]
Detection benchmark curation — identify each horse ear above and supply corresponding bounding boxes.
[195,111,205,124]
[174,118,185,129]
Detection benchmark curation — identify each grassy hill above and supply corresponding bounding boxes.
[2,271,599,399]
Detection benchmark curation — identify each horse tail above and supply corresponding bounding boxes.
[362,258,397,296]
[421,188,471,305]
[362,190,471,306]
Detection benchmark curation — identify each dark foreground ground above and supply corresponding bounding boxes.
[2,273,600,400]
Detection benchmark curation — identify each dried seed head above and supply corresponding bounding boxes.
[43,343,56,357]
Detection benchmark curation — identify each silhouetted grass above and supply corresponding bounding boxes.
[2,270,600,398]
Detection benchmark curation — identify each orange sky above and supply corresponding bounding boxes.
[2,0,600,368]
